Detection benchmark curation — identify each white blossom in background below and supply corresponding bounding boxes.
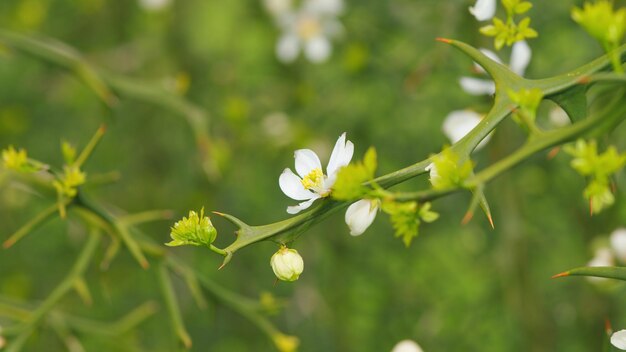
[610,228,626,263]
[469,0,496,21]
[459,41,532,95]
[268,0,344,63]
[345,199,379,236]
[279,133,353,214]
[612,330,626,350]
[442,110,491,151]
[138,0,171,11]
[391,339,424,352]
[549,106,571,128]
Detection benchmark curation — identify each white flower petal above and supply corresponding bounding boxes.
[263,0,292,16]
[442,110,482,144]
[279,168,316,201]
[391,339,424,352]
[510,40,531,76]
[277,33,301,63]
[345,199,378,236]
[442,110,491,151]
[304,0,344,15]
[304,36,331,63]
[612,330,626,350]
[549,106,571,127]
[294,149,323,178]
[326,132,354,180]
[459,77,496,96]
[469,0,496,21]
[425,162,440,187]
[611,228,626,263]
[287,195,321,214]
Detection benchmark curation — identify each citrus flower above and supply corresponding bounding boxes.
[459,40,531,95]
[469,0,496,21]
[273,0,344,63]
[442,110,492,151]
[612,330,626,350]
[270,246,304,281]
[391,339,424,352]
[279,132,353,214]
[345,199,379,236]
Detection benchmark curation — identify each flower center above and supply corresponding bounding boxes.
[301,168,325,192]
[297,16,321,40]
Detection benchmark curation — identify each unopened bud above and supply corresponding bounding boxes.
[270,246,304,282]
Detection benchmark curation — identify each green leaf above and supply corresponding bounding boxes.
[332,147,377,201]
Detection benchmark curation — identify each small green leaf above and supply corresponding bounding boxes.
[332,147,377,201]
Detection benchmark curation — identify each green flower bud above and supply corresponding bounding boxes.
[270,246,304,282]
[166,208,217,247]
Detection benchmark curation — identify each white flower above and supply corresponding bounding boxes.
[442,110,491,151]
[460,41,532,96]
[274,0,344,63]
[270,247,304,281]
[469,0,496,21]
[391,339,424,352]
[138,0,171,11]
[280,132,353,214]
[611,228,626,263]
[345,199,379,236]
[612,330,626,350]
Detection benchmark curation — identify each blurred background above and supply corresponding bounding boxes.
[1,0,626,351]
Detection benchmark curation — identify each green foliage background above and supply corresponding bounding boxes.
[1,0,626,351]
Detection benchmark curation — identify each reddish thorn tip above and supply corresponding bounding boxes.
[487,214,495,229]
[435,37,452,44]
[212,211,225,216]
[551,271,570,279]
[98,124,108,133]
[577,76,591,84]
[461,211,474,225]
[547,147,560,160]
[605,318,613,334]
[3,240,14,249]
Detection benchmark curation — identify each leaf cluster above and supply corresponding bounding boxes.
[332,147,377,201]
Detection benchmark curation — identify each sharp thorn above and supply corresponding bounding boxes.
[435,37,452,44]
[551,271,570,279]
[461,210,474,225]
[547,147,560,160]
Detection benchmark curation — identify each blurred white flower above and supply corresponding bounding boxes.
[345,199,379,236]
[612,330,626,350]
[138,0,171,11]
[391,339,424,352]
[610,228,626,263]
[279,132,353,214]
[469,0,496,21]
[272,0,344,63]
[460,41,531,95]
[549,106,571,128]
[442,110,491,150]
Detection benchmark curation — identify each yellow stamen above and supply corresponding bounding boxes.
[301,168,324,191]
[297,16,321,40]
